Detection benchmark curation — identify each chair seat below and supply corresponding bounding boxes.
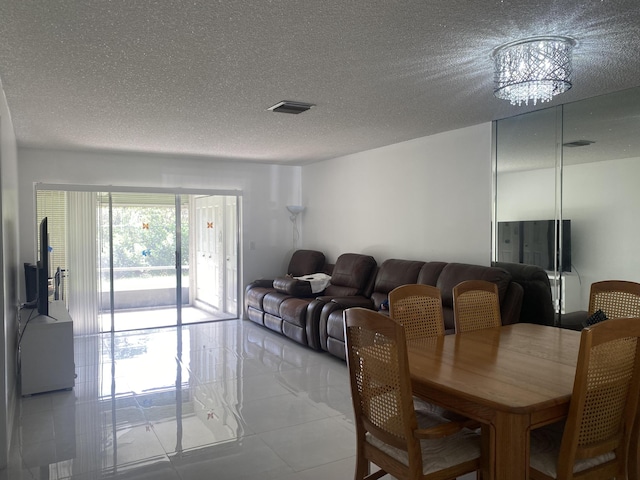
[412,397,446,415]
[530,421,616,478]
[366,410,481,476]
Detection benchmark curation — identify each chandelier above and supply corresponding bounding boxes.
[492,36,575,106]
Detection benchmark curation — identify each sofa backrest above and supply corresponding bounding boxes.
[287,249,326,277]
[324,253,377,297]
[416,262,448,286]
[370,259,426,309]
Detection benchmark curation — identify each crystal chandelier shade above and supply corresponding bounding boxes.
[493,36,575,106]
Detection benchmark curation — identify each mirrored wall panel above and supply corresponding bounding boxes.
[494,86,640,323]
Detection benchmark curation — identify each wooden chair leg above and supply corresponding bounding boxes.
[354,453,368,480]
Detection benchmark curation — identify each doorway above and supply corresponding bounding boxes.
[193,195,238,317]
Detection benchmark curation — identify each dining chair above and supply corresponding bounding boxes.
[453,280,501,333]
[529,317,640,480]
[389,284,444,340]
[343,307,481,480]
[588,280,640,318]
[388,284,455,417]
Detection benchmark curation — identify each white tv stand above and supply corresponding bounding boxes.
[20,300,75,396]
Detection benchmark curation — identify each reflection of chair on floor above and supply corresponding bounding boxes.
[588,280,640,319]
[389,284,444,339]
[453,280,501,333]
[530,317,640,479]
[344,307,481,480]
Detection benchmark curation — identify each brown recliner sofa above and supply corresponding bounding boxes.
[245,249,326,326]
[318,259,524,360]
[245,251,377,349]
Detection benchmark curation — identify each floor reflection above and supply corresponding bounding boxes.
[8,319,361,479]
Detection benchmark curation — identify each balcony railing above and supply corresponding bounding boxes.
[100,265,189,310]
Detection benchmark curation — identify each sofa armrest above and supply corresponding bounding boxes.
[500,282,524,325]
[273,277,314,297]
[330,296,375,309]
[305,294,373,350]
[246,278,275,289]
[312,296,375,352]
[306,298,333,350]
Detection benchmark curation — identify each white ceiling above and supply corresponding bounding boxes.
[1,0,639,165]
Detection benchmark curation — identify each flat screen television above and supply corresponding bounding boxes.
[37,217,49,316]
[497,219,571,272]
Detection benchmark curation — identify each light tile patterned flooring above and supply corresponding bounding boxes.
[4,319,475,479]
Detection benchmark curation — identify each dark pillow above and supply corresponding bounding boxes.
[583,309,608,327]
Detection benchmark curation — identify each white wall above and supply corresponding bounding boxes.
[17,148,302,301]
[302,123,493,265]
[1,80,20,469]
[564,157,640,307]
[496,156,640,310]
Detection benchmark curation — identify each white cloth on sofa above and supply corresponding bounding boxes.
[294,272,332,293]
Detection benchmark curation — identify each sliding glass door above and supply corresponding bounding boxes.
[99,192,187,331]
[36,187,240,334]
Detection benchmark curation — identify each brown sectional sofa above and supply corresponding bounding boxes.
[318,258,524,360]
[245,251,543,359]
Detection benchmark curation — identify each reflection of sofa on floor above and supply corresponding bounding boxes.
[245,251,377,349]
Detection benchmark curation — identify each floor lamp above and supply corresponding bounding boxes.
[286,205,305,250]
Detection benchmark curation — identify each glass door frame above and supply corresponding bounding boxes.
[36,183,242,333]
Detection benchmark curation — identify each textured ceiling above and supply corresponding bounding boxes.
[1,0,639,164]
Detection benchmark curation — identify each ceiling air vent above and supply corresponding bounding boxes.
[267,101,315,114]
[563,140,595,147]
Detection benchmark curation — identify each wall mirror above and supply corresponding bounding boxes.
[493,85,640,324]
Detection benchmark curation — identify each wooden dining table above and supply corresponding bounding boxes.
[407,323,581,480]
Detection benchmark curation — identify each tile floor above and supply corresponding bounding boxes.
[4,319,476,479]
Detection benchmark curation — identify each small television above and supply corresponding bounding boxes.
[37,217,50,316]
[497,219,571,272]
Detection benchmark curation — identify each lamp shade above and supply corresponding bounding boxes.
[286,205,305,215]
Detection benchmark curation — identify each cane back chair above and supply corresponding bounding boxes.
[453,280,501,334]
[344,307,481,480]
[530,317,640,479]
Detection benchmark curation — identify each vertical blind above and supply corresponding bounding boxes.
[35,190,67,278]
[36,189,100,335]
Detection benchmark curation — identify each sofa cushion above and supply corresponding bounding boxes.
[370,259,425,309]
[287,249,326,277]
[246,286,273,310]
[263,292,290,316]
[324,253,377,297]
